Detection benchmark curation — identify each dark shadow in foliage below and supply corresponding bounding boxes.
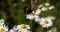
[24,6,32,14]
[32,20,39,32]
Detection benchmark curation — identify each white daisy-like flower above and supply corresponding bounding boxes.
[26,13,37,20]
[39,17,53,28]
[38,4,43,8]
[26,10,40,20]
[16,24,30,32]
[48,6,54,10]
[45,3,50,6]
[0,19,4,25]
[9,29,16,32]
[41,7,48,11]
[0,25,8,32]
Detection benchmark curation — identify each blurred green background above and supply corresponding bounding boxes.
[0,0,60,32]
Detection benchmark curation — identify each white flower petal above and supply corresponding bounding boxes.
[45,3,50,6]
[47,16,56,20]
[41,7,48,11]
[9,29,16,32]
[32,11,35,13]
[38,4,43,8]
[46,22,52,27]
[26,25,30,29]
[13,26,18,30]
[0,19,4,25]
[26,15,34,20]
[34,15,39,18]
[18,29,30,32]
[49,6,54,10]
[34,17,40,22]
[35,9,41,15]
[42,25,47,27]
[4,29,8,31]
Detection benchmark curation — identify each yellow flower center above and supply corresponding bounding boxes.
[43,20,48,24]
[30,13,34,16]
[0,29,3,32]
[20,24,26,29]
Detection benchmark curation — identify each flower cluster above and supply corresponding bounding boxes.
[0,19,31,32]
[0,2,56,32]
[38,2,54,11]
[26,2,55,28]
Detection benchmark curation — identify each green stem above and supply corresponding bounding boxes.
[29,20,33,32]
[30,20,33,26]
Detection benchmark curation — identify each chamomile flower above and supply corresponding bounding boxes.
[48,6,54,10]
[0,25,8,32]
[39,17,53,28]
[16,24,30,32]
[26,10,40,20]
[0,19,4,25]
[41,7,48,11]
[38,4,43,8]
[45,3,50,6]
